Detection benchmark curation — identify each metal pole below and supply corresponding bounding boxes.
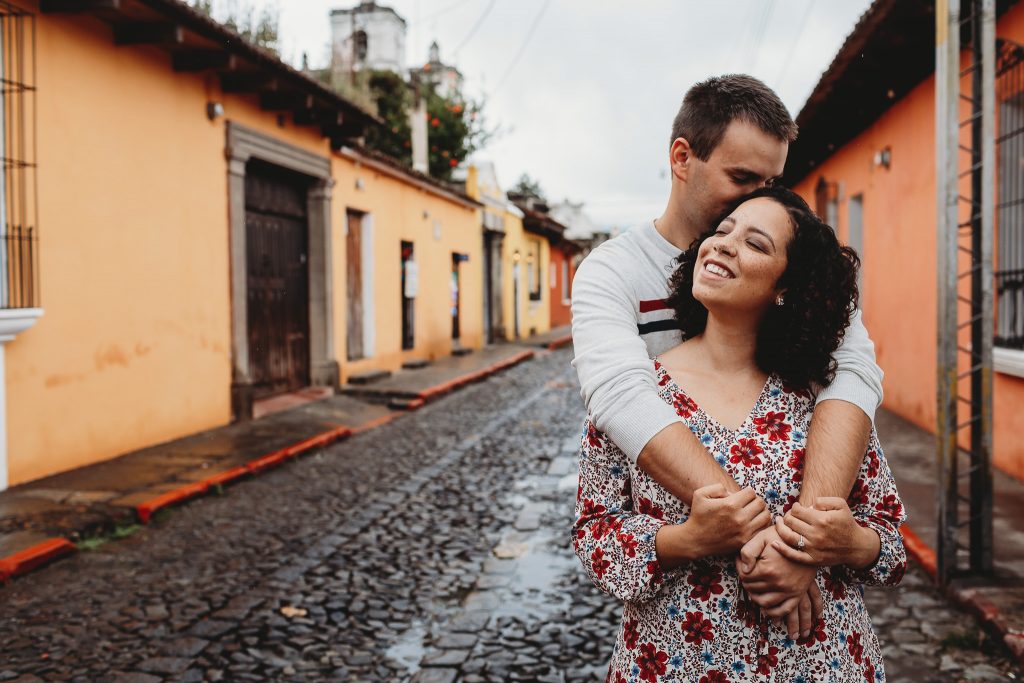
[973,0,996,574]
[936,0,961,587]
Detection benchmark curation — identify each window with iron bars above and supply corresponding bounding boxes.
[996,39,1024,350]
[0,3,37,311]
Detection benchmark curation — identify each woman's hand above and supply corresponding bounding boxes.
[771,498,881,569]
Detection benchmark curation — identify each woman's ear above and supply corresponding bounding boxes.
[670,138,693,182]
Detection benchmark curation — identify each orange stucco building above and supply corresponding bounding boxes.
[786,0,1024,481]
[0,0,482,487]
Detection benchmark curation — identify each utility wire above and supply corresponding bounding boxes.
[745,0,777,70]
[454,0,497,56]
[494,0,552,92]
[773,0,814,90]
[421,0,475,23]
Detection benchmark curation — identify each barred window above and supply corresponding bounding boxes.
[0,3,38,310]
[996,40,1024,350]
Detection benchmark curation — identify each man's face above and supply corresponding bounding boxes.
[684,119,789,228]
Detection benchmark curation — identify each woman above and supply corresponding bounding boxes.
[573,187,905,682]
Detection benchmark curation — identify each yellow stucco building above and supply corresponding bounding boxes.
[0,1,482,487]
[462,163,551,342]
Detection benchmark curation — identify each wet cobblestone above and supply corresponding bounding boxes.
[0,348,1021,681]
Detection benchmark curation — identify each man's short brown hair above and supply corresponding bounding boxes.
[670,74,798,161]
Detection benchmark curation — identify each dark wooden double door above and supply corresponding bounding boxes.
[245,162,310,399]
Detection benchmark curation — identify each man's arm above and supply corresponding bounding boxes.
[801,309,882,502]
[570,248,736,505]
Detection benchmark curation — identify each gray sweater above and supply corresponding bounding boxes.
[570,221,884,463]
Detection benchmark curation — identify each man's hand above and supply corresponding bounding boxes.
[737,526,821,639]
[684,484,770,557]
[772,499,881,569]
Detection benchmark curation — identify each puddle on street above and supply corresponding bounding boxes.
[384,621,428,674]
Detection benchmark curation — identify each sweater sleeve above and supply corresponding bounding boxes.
[815,309,884,422]
[570,247,682,463]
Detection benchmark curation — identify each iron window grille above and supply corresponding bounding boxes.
[0,1,37,310]
[996,38,1024,349]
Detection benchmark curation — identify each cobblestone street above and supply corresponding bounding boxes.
[0,349,1021,682]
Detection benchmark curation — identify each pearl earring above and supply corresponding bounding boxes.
[775,295,785,306]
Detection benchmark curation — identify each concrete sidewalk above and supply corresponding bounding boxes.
[0,343,537,582]
[876,409,1024,662]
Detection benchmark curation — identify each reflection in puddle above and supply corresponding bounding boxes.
[385,621,427,674]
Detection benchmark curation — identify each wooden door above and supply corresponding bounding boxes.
[346,211,364,360]
[245,162,310,398]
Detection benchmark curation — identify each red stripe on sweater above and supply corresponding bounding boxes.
[639,299,670,313]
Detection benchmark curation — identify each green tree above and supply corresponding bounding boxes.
[362,74,491,181]
[191,0,280,54]
[510,173,546,201]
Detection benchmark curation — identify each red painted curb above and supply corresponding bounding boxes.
[416,350,536,404]
[136,426,353,523]
[899,525,937,579]
[546,335,573,351]
[901,524,1024,665]
[0,538,77,581]
[4,350,546,581]
[351,414,401,434]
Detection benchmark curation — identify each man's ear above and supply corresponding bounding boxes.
[670,137,694,182]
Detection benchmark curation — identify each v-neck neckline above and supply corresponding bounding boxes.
[656,361,774,438]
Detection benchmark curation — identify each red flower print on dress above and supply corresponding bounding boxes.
[636,642,669,682]
[646,560,663,583]
[681,610,715,645]
[591,546,611,579]
[700,671,730,683]
[658,372,671,386]
[848,479,869,507]
[863,657,876,683]
[875,493,903,520]
[847,630,864,664]
[782,492,799,514]
[638,496,665,520]
[866,450,880,478]
[753,411,792,442]
[617,531,639,558]
[729,438,763,467]
[823,568,847,600]
[587,423,605,448]
[623,619,640,650]
[673,391,698,418]
[610,672,628,683]
[787,447,806,482]
[591,515,622,541]
[781,382,812,399]
[797,619,827,647]
[755,646,780,675]
[687,563,724,601]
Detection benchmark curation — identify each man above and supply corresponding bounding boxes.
[571,74,882,639]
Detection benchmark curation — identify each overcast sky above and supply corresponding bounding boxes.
[209,0,873,229]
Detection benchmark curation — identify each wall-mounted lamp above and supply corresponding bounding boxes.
[873,146,892,169]
[206,101,224,121]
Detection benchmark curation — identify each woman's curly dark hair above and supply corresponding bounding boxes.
[665,186,860,391]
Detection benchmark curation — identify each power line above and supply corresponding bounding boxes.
[745,0,777,70]
[773,0,815,90]
[454,0,497,56]
[494,0,552,92]
[421,0,475,23]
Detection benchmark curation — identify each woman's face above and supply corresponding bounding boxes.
[692,196,794,315]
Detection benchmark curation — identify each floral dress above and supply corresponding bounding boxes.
[573,361,907,683]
